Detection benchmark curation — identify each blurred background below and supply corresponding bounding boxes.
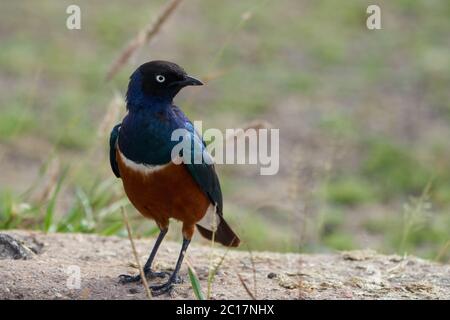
[0,0,449,262]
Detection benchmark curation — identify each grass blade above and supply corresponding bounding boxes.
[43,167,68,232]
[97,198,129,218]
[101,221,124,236]
[186,259,205,300]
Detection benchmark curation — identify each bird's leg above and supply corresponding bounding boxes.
[150,237,190,296]
[119,227,169,284]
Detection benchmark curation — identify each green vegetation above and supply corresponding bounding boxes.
[361,140,433,199]
[187,265,205,300]
[325,176,376,206]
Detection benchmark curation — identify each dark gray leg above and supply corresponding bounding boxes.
[119,228,169,284]
[150,238,190,296]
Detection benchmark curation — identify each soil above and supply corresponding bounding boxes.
[0,230,449,300]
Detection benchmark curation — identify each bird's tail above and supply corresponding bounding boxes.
[196,216,240,247]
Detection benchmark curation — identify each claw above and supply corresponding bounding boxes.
[118,270,170,284]
[119,274,141,284]
[151,283,175,296]
[150,276,183,296]
[149,271,171,279]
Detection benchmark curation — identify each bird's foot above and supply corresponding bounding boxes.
[150,275,183,296]
[119,270,170,284]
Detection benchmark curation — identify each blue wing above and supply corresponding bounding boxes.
[109,123,121,178]
[182,122,223,214]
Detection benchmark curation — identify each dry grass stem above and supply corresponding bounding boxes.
[435,240,450,262]
[248,249,258,299]
[97,93,123,138]
[237,273,256,300]
[121,207,152,299]
[32,157,61,204]
[106,0,184,81]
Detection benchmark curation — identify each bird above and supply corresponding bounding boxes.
[109,60,240,295]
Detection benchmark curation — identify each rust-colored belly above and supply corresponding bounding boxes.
[116,148,210,229]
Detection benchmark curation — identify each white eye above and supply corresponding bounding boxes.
[156,75,165,83]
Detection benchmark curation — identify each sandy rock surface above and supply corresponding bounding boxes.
[0,230,448,299]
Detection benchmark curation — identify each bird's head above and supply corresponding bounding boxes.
[126,60,203,107]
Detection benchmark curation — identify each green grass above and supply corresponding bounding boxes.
[363,217,388,235]
[361,140,433,198]
[323,233,356,251]
[43,166,68,232]
[187,265,205,300]
[0,107,36,140]
[325,176,376,206]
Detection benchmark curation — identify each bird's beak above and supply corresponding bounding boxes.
[171,75,204,87]
[183,75,204,86]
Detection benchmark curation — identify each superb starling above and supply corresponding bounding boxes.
[109,61,240,295]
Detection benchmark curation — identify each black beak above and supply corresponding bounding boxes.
[171,75,203,87]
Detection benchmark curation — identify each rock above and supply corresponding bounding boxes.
[342,249,377,261]
[0,234,33,260]
[277,274,298,289]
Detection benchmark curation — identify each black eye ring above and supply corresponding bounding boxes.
[156,75,165,83]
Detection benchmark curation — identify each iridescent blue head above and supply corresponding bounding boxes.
[126,60,203,110]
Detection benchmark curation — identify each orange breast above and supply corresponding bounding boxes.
[116,148,211,230]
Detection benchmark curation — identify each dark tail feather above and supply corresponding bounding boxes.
[196,216,240,247]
